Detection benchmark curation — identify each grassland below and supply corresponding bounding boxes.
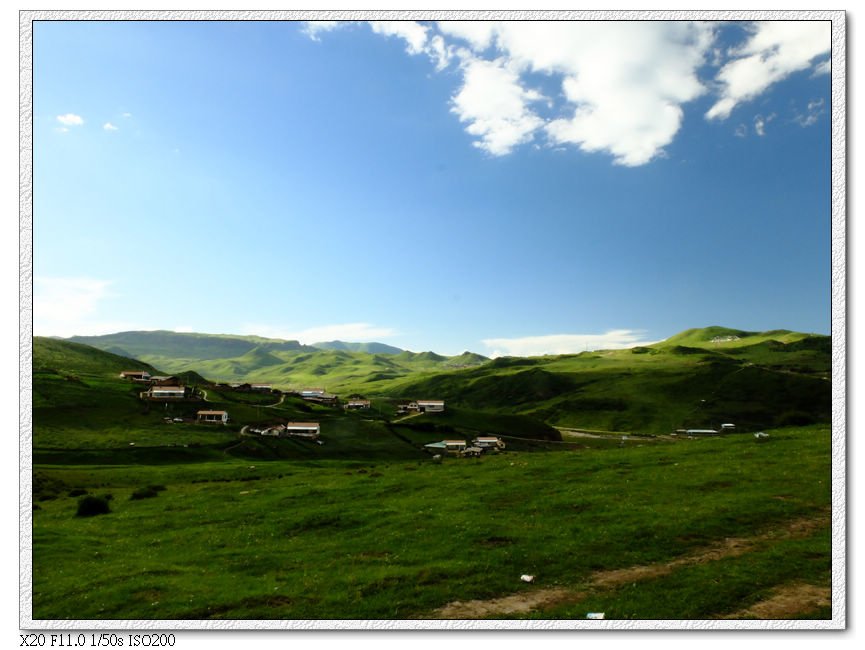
[29,331,834,621]
[32,426,831,620]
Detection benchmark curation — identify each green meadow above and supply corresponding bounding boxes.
[32,426,831,620]
[30,330,834,621]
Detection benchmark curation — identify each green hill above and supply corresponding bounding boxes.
[381,328,831,434]
[34,337,159,377]
[47,326,830,436]
[312,340,405,355]
[69,330,314,360]
[63,331,490,391]
[655,326,810,349]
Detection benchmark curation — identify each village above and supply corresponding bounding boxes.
[118,370,506,457]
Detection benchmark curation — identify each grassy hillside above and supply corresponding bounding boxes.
[65,331,490,391]
[32,425,831,620]
[381,329,831,434]
[34,337,159,377]
[656,326,818,349]
[69,330,314,361]
[312,340,405,355]
[29,332,833,621]
[31,338,552,458]
[49,327,831,435]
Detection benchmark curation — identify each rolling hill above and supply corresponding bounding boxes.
[68,330,315,361]
[377,327,831,433]
[312,340,405,355]
[63,330,490,390]
[50,326,831,435]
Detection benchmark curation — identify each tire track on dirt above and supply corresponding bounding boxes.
[719,582,831,619]
[431,510,830,619]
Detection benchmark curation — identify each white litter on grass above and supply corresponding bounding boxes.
[520,575,534,583]
[586,612,605,619]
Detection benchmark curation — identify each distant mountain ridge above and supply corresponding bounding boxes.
[69,330,315,361]
[312,340,405,355]
[63,330,491,388]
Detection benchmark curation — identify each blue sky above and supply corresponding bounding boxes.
[31,18,833,356]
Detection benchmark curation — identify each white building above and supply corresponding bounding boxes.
[197,410,229,424]
[146,385,187,399]
[473,436,505,450]
[408,400,445,413]
[284,422,320,438]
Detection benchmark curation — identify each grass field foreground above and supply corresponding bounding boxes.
[32,425,831,620]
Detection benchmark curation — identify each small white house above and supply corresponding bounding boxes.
[121,370,151,381]
[721,423,736,431]
[685,429,718,436]
[345,399,371,410]
[197,410,229,424]
[416,400,445,413]
[284,422,320,439]
[442,440,467,454]
[146,385,187,399]
[473,436,505,450]
[300,388,326,397]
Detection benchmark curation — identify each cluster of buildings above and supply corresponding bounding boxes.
[122,370,451,447]
[213,382,274,393]
[673,424,736,436]
[121,370,198,402]
[122,370,228,424]
[424,436,505,457]
[397,400,445,414]
[247,422,321,439]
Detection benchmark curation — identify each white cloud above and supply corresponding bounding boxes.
[56,113,84,126]
[241,322,398,344]
[33,277,137,338]
[370,21,429,55]
[437,21,497,51]
[173,325,195,333]
[302,21,343,41]
[482,329,656,358]
[368,21,715,166]
[122,112,133,118]
[312,20,829,165]
[794,97,826,127]
[450,56,545,156]
[812,58,831,76]
[753,112,775,136]
[735,123,747,137]
[706,21,830,120]
[498,21,713,166]
[103,122,119,131]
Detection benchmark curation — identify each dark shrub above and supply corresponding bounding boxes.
[777,411,815,427]
[149,485,167,492]
[68,488,88,497]
[130,487,159,500]
[76,495,111,517]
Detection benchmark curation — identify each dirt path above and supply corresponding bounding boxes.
[393,412,423,423]
[557,428,611,439]
[431,510,830,619]
[434,588,578,619]
[721,583,831,619]
[261,394,286,408]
